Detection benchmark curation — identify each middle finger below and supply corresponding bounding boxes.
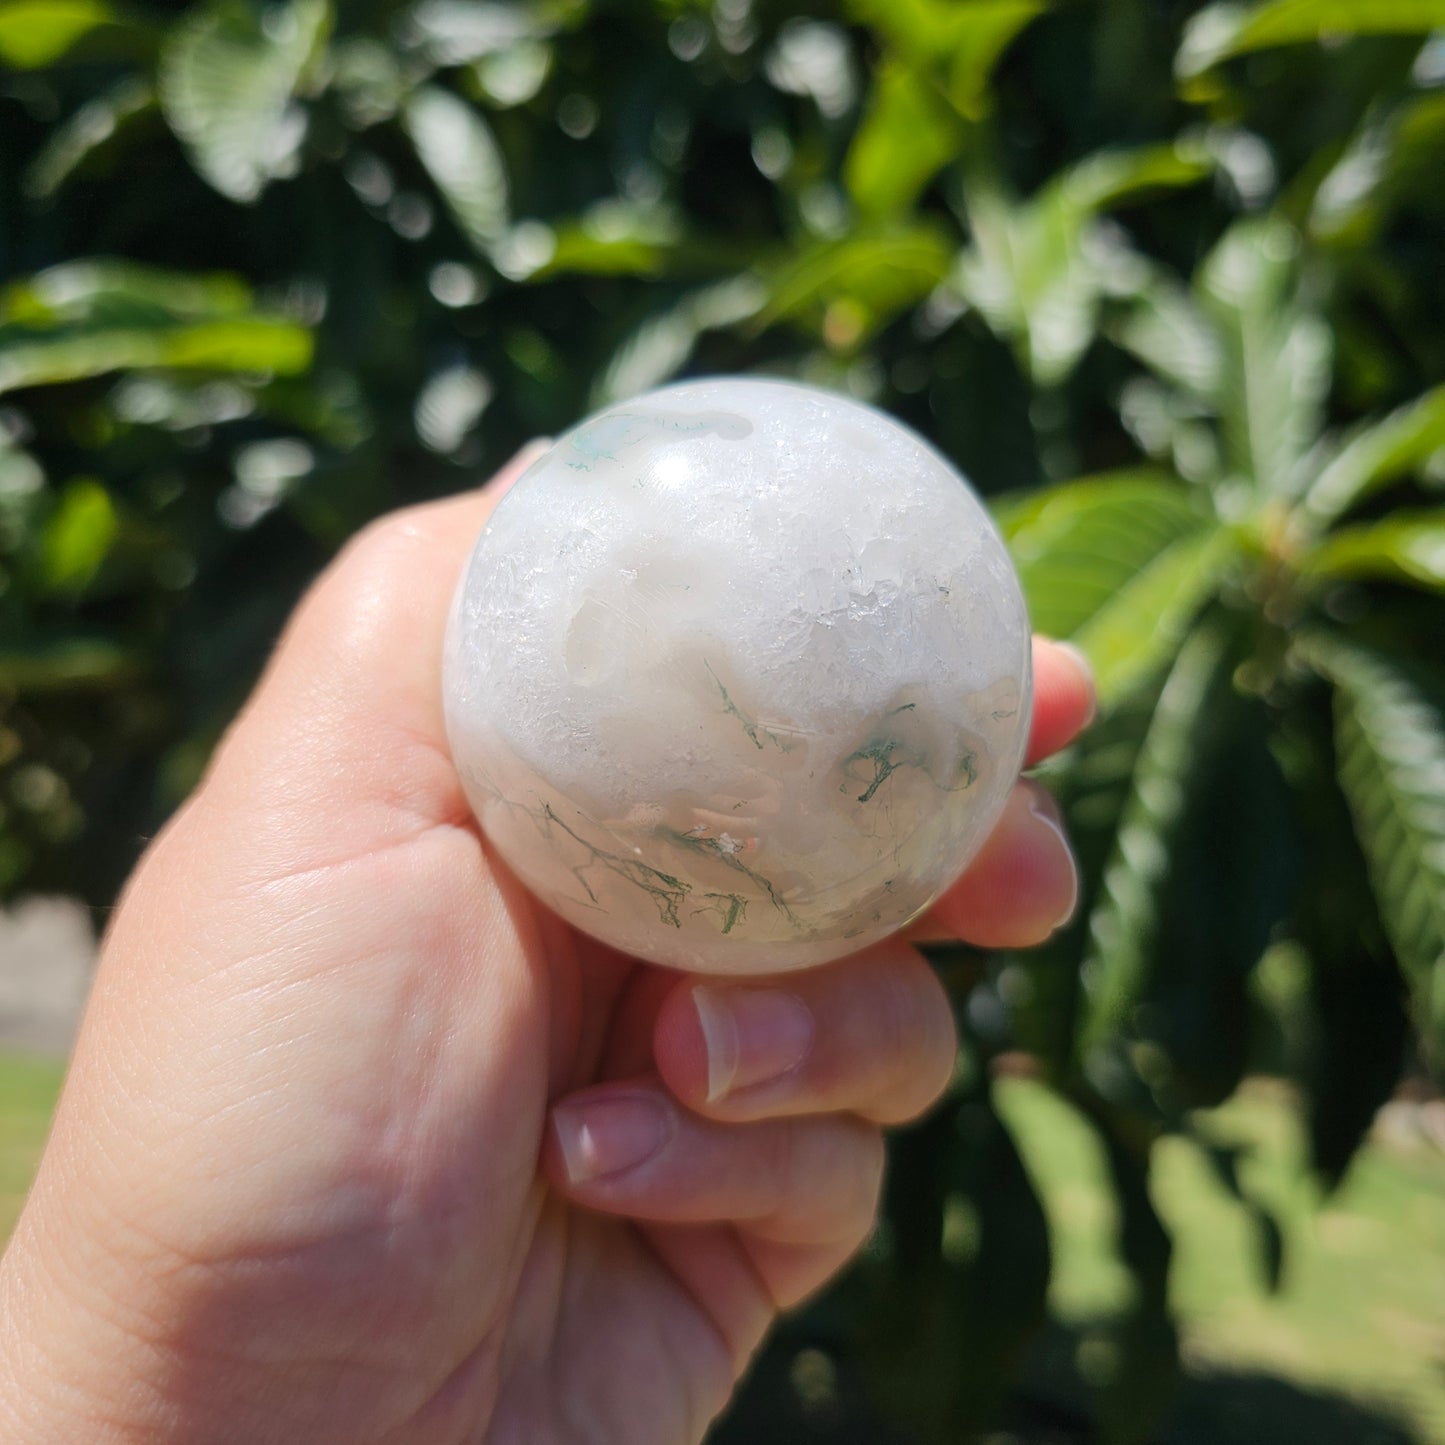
[652,940,957,1125]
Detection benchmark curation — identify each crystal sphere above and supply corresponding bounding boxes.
[443,378,1031,973]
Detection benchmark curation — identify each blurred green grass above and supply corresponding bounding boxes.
[998,1078,1445,1443]
[3,1060,1442,1440]
[0,1053,64,1241]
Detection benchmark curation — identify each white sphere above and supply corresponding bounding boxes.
[443,378,1031,973]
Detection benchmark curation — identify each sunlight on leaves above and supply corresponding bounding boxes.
[159,0,332,203]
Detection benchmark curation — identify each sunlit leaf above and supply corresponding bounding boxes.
[403,84,510,255]
[994,470,1210,636]
[0,263,313,392]
[593,277,766,407]
[1307,637,1445,1064]
[0,0,136,68]
[764,19,857,119]
[328,37,413,129]
[845,59,963,221]
[24,78,157,199]
[532,201,685,280]
[996,470,1232,705]
[845,0,1046,116]
[1309,93,1445,246]
[1303,383,1445,525]
[2,261,252,323]
[40,479,117,593]
[0,321,313,391]
[753,228,952,344]
[1197,216,1331,496]
[1178,0,1445,81]
[1053,143,1213,215]
[1302,510,1445,594]
[159,0,332,203]
[400,0,570,66]
[1106,269,1223,397]
[957,145,1210,384]
[1078,527,1236,707]
[414,364,491,454]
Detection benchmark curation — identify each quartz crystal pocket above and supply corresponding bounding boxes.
[443,377,1032,974]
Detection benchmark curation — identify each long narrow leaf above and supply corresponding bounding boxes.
[844,58,962,221]
[403,85,511,255]
[1302,510,1445,594]
[1198,217,1331,497]
[1308,637,1445,1060]
[1303,383,1445,526]
[995,469,1210,634]
[1078,619,1236,1060]
[1179,0,1445,80]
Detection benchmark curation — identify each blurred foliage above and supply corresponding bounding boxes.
[3,0,1445,1440]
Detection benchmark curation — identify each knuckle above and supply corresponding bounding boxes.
[327,507,435,594]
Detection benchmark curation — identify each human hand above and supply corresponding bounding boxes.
[0,445,1094,1445]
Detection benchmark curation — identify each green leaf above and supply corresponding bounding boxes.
[1105,268,1223,397]
[1197,217,1331,496]
[0,0,129,68]
[23,78,157,199]
[159,0,332,203]
[1071,528,1236,707]
[1005,684,1168,1074]
[1277,699,1410,1188]
[998,471,1233,705]
[844,0,1046,117]
[1178,0,1445,80]
[40,479,117,593]
[1302,510,1445,594]
[403,84,511,256]
[1077,639,1296,1114]
[1308,639,1445,1060]
[399,0,570,66]
[995,469,1210,634]
[2,260,253,323]
[1309,93,1445,246]
[0,262,313,392]
[593,277,765,407]
[844,58,963,222]
[1303,383,1445,526]
[1078,618,1237,1063]
[0,320,313,391]
[1052,144,1214,215]
[956,145,1210,384]
[752,228,953,345]
[531,201,688,281]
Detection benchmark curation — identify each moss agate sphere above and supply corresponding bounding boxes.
[443,378,1031,973]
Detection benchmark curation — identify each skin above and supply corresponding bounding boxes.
[0,446,1094,1445]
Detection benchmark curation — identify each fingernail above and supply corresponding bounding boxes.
[552,1093,670,1185]
[1022,781,1079,929]
[1052,640,1098,725]
[693,986,815,1102]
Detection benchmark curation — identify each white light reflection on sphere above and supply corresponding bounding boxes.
[444,378,1032,973]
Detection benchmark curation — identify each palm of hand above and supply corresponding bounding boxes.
[6,474,1088,1445]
